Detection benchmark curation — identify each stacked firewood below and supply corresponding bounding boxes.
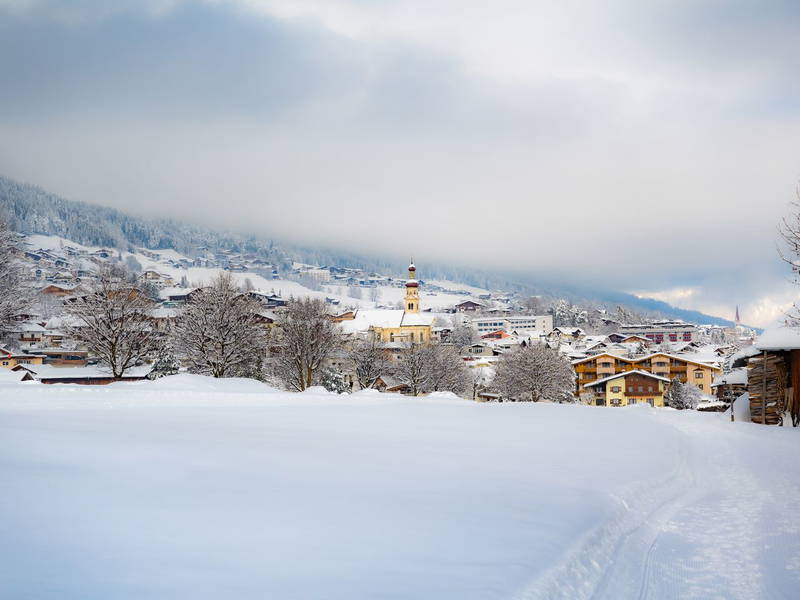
[748,353,787,425]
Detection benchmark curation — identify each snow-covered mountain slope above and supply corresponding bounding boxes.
[0,376,797,598]
[23,233,487,313]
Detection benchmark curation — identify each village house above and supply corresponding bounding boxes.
[12,364,152,385]
[573,351,721,396]
[0,347,46,369]
[547,327,586,343]
[455,300,483,312]
[40,283,80,296]
[583,370,671,407]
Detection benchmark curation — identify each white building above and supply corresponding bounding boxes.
[470,315,553,336]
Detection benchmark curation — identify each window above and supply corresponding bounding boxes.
[694,371,704,379]
[647,399,655,406]
[698,384,704,390]
[647,386,654,392]
[637,386,643,393]
[628,398,636,405]
[611,386,621,393]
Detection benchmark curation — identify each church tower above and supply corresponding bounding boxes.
[404,261,420,313]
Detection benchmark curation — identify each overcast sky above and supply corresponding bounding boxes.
[1,0,799,326]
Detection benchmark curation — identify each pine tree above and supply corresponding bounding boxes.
[320,366,349,394]
[148,342,181,379]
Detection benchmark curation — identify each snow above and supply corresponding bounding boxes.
[18,364,153,380]
[0,377,798,598]
[23,234,97,254]
[338,309,405,333]
[712,367,748,386]
[427,279,492,296]
[756,326,800,351]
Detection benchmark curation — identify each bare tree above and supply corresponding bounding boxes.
[270,297,342,391]
[35,292,66,320]
[348,336,391,390]
[493,343,576,402]
[424,343,470,395]
[172,272,267,378]
[369,286,380,303]
[392,343,430,396]
[65,265,159,377]
[449,322,476,348]
[0,219,28,333]
[779,186,800,322]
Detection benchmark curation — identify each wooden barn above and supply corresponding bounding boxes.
[747,328,800,426]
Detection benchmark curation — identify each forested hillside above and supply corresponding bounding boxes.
[0,175,735,326]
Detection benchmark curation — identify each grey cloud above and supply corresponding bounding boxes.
[0,0,798,325]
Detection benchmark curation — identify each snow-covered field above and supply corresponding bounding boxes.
[1,377,798,599]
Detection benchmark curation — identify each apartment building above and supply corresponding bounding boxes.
[618,320,698,343]
[471,315,553,336]
[573,351,721,396]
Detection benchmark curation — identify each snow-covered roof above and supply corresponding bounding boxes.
[338,310,405,333]
[401,312,435,327]
[18,364,152,380]
[711,368,748,387]
[0,369,35,383]
[584,370,671,388]
[158,287,197,300]
[572,351,721,370]
[337,309,433,333]
[8,322,47,333]
[45,315,86,329]
[755,327,800,351]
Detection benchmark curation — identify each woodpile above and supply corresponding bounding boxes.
[748,353,787,425]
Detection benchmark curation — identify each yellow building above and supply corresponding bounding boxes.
[573,351,721,397]
[583,370,670,407]
[339,262,433,344]
[0,347,45,369]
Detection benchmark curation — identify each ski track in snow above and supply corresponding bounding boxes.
[518,413,800,600]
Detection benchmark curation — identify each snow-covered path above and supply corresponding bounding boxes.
[0,377,798,599]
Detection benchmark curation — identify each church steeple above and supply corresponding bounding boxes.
[404,260,419,313]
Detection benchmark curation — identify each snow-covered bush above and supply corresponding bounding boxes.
[148,342,181,379]
[664,378,704,410]
[320,366,349,394]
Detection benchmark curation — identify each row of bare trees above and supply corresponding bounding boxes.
[4,221,575,400]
